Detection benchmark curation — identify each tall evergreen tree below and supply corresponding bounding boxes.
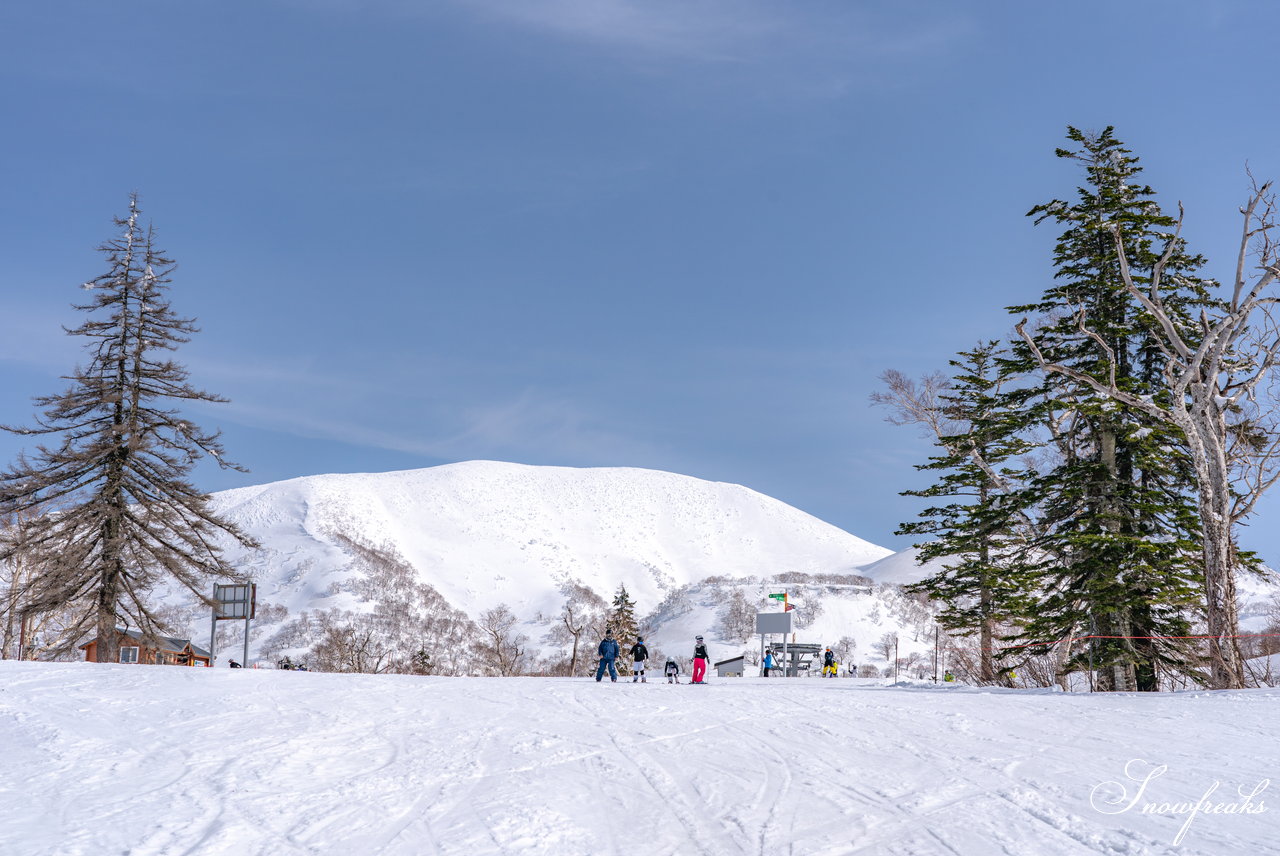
[0,197,257,664]
[609,583,639,673]
[897,342,1036,684]
[1007,127,1208,690]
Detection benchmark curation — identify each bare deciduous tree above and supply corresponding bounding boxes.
[0,513,84,660]
[870,370,960,438]
[873,632,898,661]
[259,531,481,675]
[831,635,858,666]
[716,589,755,644]
[311,613,395,674]
[474,604,527,676]
[545,581,607,676]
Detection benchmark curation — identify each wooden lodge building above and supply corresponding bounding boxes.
[80,628,212,667]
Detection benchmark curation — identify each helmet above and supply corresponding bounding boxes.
[695,635,704,641]
[637,637,644,642]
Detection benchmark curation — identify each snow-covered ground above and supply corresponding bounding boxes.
[2,661,1275,856]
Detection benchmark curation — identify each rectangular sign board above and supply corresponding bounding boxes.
[213,583,256,620]
[755,611,793,635]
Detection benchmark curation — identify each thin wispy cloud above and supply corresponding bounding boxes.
[469,0,775,62]
[210,379,668,470]
[463,0,973,68]
[442,388,671,463]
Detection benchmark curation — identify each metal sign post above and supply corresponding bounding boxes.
[211,583,256,667]
[756,609,793,676]
[933,624,939,683]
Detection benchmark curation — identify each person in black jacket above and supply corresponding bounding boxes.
[664,659,680,683]
[630,637,649,683]
[596,632,620,682]
[692,635,709,684]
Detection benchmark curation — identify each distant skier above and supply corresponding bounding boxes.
[228,660,242,669]
[596,631,620,683]
[692,636,709,684]
[630,637,649,683]
[822,648,837,678]
[664,658,680,683]
[762,651,775,678]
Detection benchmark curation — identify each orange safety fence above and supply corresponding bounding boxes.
[935,632,1280,654]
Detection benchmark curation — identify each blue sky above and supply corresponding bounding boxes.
[3,1,1279,560]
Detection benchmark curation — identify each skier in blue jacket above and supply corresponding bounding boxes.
[596,631,620,682]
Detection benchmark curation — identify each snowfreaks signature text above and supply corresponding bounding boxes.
[1089,759,1269,845]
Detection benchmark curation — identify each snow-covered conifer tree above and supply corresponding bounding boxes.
[886,342,1035,684]
[1009,128,1209,690]
[0,197,257,664]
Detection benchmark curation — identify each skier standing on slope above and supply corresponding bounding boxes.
[664,658,680,683]
[823,648,837,678]
[692,636,709,684]
[596,631,620,683]
[630,637,649,683]
[762,651,775,677]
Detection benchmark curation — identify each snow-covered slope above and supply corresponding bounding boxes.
[1237,568,1279,632]
[4,661,1276,856]
[641,576,936,677]
[859,545,948,586]
[186,461,893,662]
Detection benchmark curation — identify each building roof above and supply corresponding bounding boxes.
[81,628,212,659]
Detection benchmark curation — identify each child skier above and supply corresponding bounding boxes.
[822,647,837,678]
[630,637,649,683]
[664,658,680,683]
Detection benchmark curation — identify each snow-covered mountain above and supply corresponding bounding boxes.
[175,461,907,667]
[208,460,890,615]
[859,545,943,586]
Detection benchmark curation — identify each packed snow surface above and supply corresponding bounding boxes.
[2,661,1275,855]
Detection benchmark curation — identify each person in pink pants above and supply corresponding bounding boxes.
[692,635,709,683]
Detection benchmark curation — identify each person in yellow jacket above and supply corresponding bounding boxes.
[822,648,838,677]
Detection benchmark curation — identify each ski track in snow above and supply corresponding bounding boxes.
[1,662,1276,856]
